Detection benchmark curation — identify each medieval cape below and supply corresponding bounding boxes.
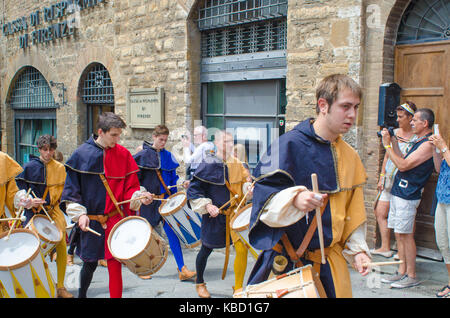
[187,154,249,248]
[16,155,67,232]
[0,152,22,233]
[61,136,140,262]
[247,119,367,298]
[133,141,179,227]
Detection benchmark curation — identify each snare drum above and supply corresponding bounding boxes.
[0,229,56,298]
[234,265,327,298]
[230,204,261,259]
[26,214,62,257]
[159,192,202,248]
[107,216,168,276]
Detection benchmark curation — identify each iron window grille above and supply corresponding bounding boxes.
[10,67,57,110]
[198,0,288,30]
[397,0,450,44]
[82,64,114,104]
[201,18,287,58]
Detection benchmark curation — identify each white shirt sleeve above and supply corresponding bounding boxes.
[342,223,371,264]
[260,186,308,228]
[189,198,213,215]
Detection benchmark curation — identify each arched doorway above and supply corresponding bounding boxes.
[8,66,58,165]
[80,63,115,139]
[393,0,449,259]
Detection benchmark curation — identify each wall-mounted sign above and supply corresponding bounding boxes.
[127,88,165,129]
[2,0,106,49]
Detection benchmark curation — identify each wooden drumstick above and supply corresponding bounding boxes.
[363,260,403,267]
[219,194,239,212]
[86,226,102,237]
[167,184,182,189]
[31,191,54,224]
[117,195,168,206]
[4,188,32,241]
[234,181,256,213]
[0,216,27,222]
[311,173,326,265]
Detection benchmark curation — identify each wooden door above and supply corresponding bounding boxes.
[395,40,450,260]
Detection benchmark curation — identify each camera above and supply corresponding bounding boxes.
[377,126,395,138]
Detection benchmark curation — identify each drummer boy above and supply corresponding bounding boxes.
[134,124,196,281]
[61,112,153,298]
[187,130,252,298]
[16,135,74,298]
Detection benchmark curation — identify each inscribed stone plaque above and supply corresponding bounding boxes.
[128,88,164,129]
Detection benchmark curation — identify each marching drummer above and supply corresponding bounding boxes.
[134,124,197,281]
[0,151,44,233]
[187,130,252,298]
[247,74,372,298]
[61,112,154,298]
[15,135,74,298]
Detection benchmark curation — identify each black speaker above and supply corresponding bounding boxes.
[378,83,401,128]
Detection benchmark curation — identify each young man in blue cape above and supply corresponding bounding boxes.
[134,125,196,281]
[61,112,153,298]
[187,130,252,298]
[16,135,73,298]
[247,74,372,298]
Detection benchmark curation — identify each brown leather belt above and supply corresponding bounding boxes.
[87,209,121,226]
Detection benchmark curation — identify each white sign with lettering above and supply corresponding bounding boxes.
[128,88,164,129]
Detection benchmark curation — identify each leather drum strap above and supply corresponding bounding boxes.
[156,170,172,197]
[99,174,124,218]
[221,178,239,280]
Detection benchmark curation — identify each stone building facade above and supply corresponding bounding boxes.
[1,0,448,254]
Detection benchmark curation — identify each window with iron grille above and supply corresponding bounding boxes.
[397,0,450,44]
[199,0,287,58]
[10,66,57,109]
[82,64,114,104]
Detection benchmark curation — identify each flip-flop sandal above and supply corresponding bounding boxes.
[436,285,450,298]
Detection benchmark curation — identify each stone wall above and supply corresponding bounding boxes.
[0,0,414,248]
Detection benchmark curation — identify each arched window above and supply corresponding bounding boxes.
[397,0,450,44]
[9,66,57,164]
[81,63,114,138]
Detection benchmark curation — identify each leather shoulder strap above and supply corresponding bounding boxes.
[156,170,172,196]
[99,174,124,217]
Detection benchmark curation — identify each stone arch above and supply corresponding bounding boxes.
[1,51,58,153]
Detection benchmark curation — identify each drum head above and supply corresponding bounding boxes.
[109,217,151,260]
[231,204,252,231]
[0,229,40,269]
[32,215,61,243]
[159,192,187,216]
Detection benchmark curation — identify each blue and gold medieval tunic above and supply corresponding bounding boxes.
[133,141,179,227]
[187,154,249,249]
[61,136,140,262]
[16,155,67,232]
[248,119,367,298]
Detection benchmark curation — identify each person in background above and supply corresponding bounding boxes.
[429,132,450,297]
[372,102,417,258]
[380,108,435,289]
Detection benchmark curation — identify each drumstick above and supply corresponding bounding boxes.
[167,184,182,189]
[0,216,27,222]
[234,181,256,213]
[311,174,326,265]
[4,188,32,241]
[31,191,55,224]
[363,260,403,267]
[117,195,168,205]
[219,194,239,212]
[86,226,102,237]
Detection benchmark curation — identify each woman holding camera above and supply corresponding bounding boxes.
[372,101,417,257]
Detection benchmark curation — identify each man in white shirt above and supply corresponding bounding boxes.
[182,126,214,184]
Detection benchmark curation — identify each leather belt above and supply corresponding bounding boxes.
[87,209,121,226]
